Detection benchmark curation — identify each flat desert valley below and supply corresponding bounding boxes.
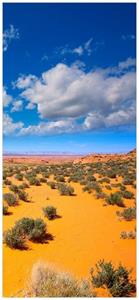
[3,151,136,297]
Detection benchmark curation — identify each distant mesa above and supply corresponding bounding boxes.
[74,148,136,164]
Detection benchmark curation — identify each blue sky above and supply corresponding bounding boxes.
[3,3,136,154]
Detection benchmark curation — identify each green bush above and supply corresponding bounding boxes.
[106,192,124,207]
[17,190,29,202]
[29,219,47,242]
[15,173,23,181]
[43,206,57,220]
[122,190,134,199]
[117,207,136,221]
[107,170,117,178]
[4,179,11,186]
[4,228,26,249]
[25,262,95,297]
[123,177,134,185]
[83,182,102,194]
[18,182,29,189]
[28,177,41,186]
[120,184,126,191]
[55,175,65,182]
[40,177,47,183]
[3,193,18,206]
[58,183,74,195]
[3,206,9,215]
[6,218,47,246]
[99,177,110,184]
[9,184,19,193]
[90,260,135,297]
[15,218,35,236]
[105,184,112,190]
[47,181,56,189]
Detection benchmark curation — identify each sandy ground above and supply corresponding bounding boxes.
[3,174,136,297]
[4,155,81,165]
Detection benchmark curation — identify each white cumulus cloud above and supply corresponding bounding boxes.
[18,59,135,124]
[11,100,23,112]
[3,113,23,135]
[3,88,13,107]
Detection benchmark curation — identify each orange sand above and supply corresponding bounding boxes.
[3,178,136,297]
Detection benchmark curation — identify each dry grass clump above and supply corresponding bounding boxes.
[25,261,95,297]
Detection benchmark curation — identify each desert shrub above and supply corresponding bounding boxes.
[27,177,40,186]
[96,193,106,199]
[58,183,74,195]
[123,177,134,185]
[55,175,65,182]
[99,177,110,184]
[47,181,56,189]
[9,184,19,193]
[4,179,11,186]
[79,179,87,186]
[68,174,83,183]
[122,190,134,199]
[107,170,117,178]
[4,228,26,249]
[83,182,102,194]
[14,218,47,243]
[3,206,9,215]
[15,218,35,236]
[43,206,57,220]
[29,219,47,242]
[15,173,23,181]
[25,262,95,297]
[117,207,136,221]
[120,184,126,191]
[90,260,135,297]
[17,190,29,202]
[106,192,124,207]
[18,182,29,189]
[3,193,18,206]
[86,175,96,182]
[105,184,112,190]
[40,177,47,183]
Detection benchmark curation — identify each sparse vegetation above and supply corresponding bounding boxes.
[4,218,47,249]
[106,192,124,207]
[58,183,75,195]
[122,190,134,199]
[42,206,57,220]
[3,206,9,215]
[3,153,136,297]
[117,207,136,221]
[4,228,26,249]
[3,193,18,206]
[90,260,135,297]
